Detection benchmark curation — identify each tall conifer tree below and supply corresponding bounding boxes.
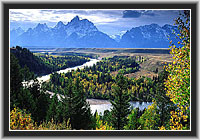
[10,53,23,108]
[110,74,131,130]
[46,93,58,122]
[65,77,92,130]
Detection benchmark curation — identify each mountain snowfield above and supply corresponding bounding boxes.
[10,16,179,48]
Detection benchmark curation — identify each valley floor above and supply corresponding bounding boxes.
[32,48,173,79]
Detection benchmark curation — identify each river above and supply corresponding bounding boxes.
[22,58,100,86]
[87,99,152,115]
[47,92,152,115]
[23,58,152,115]
[38,58,100,83]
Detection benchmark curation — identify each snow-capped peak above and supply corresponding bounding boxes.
[110,31,127,42]
[63,16,98,37]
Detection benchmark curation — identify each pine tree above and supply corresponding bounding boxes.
[11,49,50,123]
[55,101,65,123]
[65,77,92,130]
[18,88,36,116]
[27,79,50,123]
[46,93,58,122]
[64,78,74,128]
[139,101,160,130]
[124,108,140,130]
[10,53,23,108]
[110,74,131,130]
[21,65,34,81]
[154,70,176,127]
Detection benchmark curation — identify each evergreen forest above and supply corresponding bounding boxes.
[10,11,190,130]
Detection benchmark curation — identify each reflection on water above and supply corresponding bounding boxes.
[24,58,152,116]
[89,100,152,115]
[23,59,99,86]
[90,104,112,115]
[40,59,99,82]
[57,59,99,74]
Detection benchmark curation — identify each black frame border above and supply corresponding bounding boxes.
[2,2,198,138]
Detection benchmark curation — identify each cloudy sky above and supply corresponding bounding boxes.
[10,9,183,35]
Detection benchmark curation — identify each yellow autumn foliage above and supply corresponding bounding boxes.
[164,10,190,130]
[10,107,35,130]
[10,107,71,130]
[95,113,113,130]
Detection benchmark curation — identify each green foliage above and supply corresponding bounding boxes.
[10,52,50,124]
[37,54,90,72]
[45,56,160,102]
[139,101,160,130]
[51,51,95,58]
[10,37,190,130]
[24,80,50,123]
[11,46,90,77]
[46,93,59,122]
[164,10,190,130]
[153,70,176,127]
[37,119,71,130]
[21,65,35,81]
[95,112,113,130]
[10,107,71,130]
[11,46,51,77]
[64,78,93,130]
[102,110,113,126]
[10,53,50,123]
[10,107,35,130]
[10,53,23,107]
[124,108,140,130]
[110,74,131,130]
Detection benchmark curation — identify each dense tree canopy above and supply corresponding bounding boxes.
[110,74,131,130]
[164,10,190,130]
[10,9,191,130]
[11,46,90,77]
[45,56,162,102]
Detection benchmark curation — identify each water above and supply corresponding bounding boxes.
[87,99,152,115]
[23,59,99,86]
[57,59,99,74]
[23,58,152,115]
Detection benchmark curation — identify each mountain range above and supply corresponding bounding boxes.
[10,16,179,48]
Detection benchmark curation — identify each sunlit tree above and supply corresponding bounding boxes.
[139,101,160,130]
[164,10,190,130]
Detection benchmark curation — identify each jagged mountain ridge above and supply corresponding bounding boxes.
[10,27,25,44]
[11,16,117,48]
[10,16,179,48]
[119,23,179,48]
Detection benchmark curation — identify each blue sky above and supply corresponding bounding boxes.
[10,9,183,35]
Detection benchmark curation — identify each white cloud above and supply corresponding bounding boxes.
[9,9,121,25]
[9,9,182,35]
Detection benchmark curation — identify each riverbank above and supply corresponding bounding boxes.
[22,58,100,86]
[86,99,110,105]
[88,99,152,114]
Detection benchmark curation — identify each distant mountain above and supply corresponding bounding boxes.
[10,27,24,46]
[10,16,179,48]
[110,31,126,42]
[119,23,179,48]
[11,16,117,48]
